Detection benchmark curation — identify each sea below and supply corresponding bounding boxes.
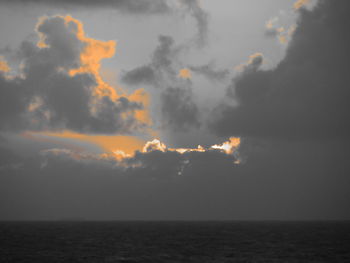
[0,221,349,262]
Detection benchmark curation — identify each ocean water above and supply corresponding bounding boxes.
[0,221,349,262]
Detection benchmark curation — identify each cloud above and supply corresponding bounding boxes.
[0,0,172,14]
[121,35,200,131]
[189,62,229,82]
[234,53,264,72]
[161,86,200,131]
[212,0,350,140]
[121,65,156,86]
[0,57,10,72]
[30,130,146,155]
[179,0,209,47]
[294,0,310,10]
[1,0,209,47]
[264,17,296,45]
[1,135,350,220]
[121,35,178,88]
[0,15,149,134]
[29,136,241,178]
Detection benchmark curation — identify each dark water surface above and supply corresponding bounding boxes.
[0,221,349,262]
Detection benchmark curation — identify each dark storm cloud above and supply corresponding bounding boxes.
[7,140,239,181]
[213,0,350,139]
[0,15,145,134]
[0,0,171,14]
[1,136,350,220]
[189,63,229,82]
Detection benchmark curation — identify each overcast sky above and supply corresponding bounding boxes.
[1,0,349,220]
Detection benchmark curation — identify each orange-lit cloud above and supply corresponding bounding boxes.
[62,15,118,100]
[265,14,297,45]
[35,16,50,48]
[34,15,151,129]
[278,35,287,44]
[178,68,192,79]
[0,58,10,72]
[235,53,264,71]
[211,137,240,155]
[265,16,279,30]
[294,0,310,10]
[277,24,297,44]
[30,131,146,155]
[128,88,152,125]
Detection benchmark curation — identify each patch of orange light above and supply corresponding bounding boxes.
[28,97,43,112]
[247,53,263,64]
[277,27,285,33]
[293,0,310,10]
[265,18,276,29]
[278,35,287,44]
[235,53,263,72]
[178,68,192,79]
[36,130,146,155]
[0,58,10,72]
[128,88,152,125]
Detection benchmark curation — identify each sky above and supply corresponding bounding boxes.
[0,0,350,220]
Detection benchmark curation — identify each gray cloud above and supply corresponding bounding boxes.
[0,0,209,47]
[121,35,178,88]
[0,15,145,134]
[212,0,350,140]
[121,35,200,131]
[120,65,156,86]
[179,0,209,47]
[189,62,229,82]
[0,0,171,14]
[161,86,200,131]
[264,28,280,38]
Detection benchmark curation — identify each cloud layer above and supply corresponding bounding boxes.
[0,0,172,14]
